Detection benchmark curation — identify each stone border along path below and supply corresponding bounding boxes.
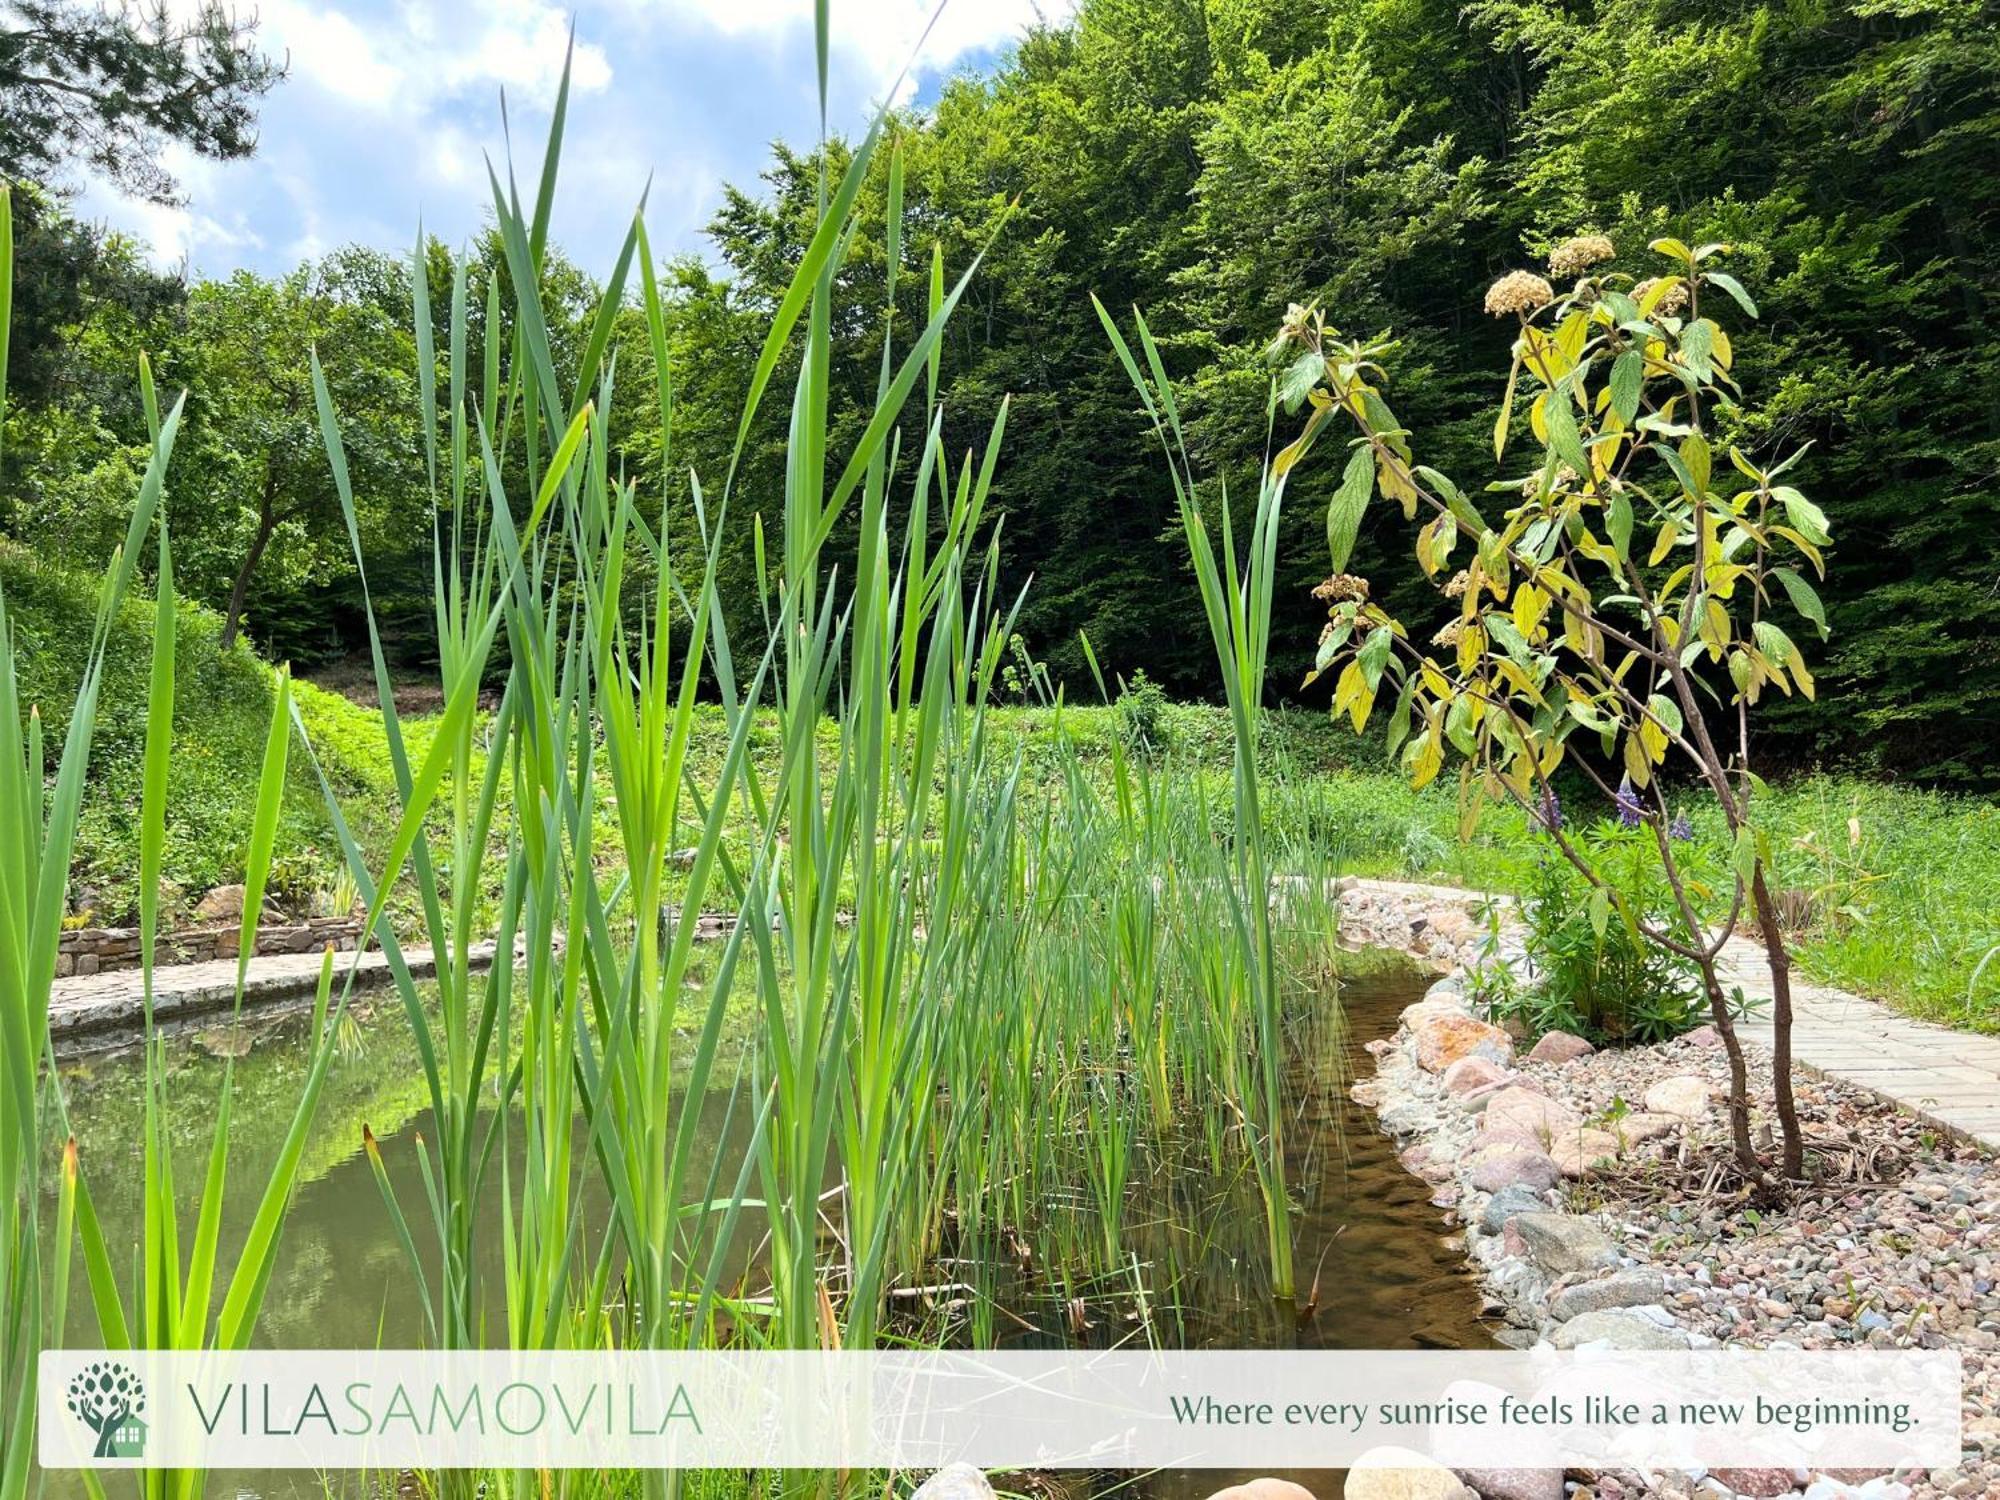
[1337,877,2000,1154]
[47,940,506,1039]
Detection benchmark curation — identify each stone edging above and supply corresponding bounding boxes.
[1335,877,1942,1500]
[56,916,364,977]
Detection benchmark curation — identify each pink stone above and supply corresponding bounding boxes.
[1527,1030,1594,1064]
[1549,1127,1624,1178]
[1467,1145,1561,1193]
[1479,1085,1582,1145]
[1203,1481,1316,1500]
[1442,1055,1510,1096]
[1709,1470,1798,1498]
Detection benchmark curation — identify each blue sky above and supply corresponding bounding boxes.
[76,0,1071,280]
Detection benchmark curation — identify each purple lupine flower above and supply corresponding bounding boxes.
[1614,776,1644,829]
[1535,784,1563,834]
[1669,810,1695,841]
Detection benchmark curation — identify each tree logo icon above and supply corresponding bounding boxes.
[65,1360,148,1459]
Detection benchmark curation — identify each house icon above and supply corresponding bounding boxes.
[108,1414,148,1458]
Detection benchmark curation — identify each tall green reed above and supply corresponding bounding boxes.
[1092,299,1298,1299]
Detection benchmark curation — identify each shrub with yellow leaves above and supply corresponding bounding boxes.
[1277,236,1827,1188]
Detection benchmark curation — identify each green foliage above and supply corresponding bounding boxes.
[0,539,395,919]
[8,0,2000,782]
[0,0,281,204]
[1501,828,1706,1046]
[1114,667,1172,755]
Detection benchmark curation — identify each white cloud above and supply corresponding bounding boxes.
[263,0,405,107]
[624,0,1069,102]
[65,0,1070,278]
[255,0,613,117]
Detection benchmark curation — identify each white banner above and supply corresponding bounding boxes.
[40,1348,1960,1472]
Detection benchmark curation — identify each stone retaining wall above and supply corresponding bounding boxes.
[55,916,365,977]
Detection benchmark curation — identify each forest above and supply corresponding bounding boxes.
[4,0,1997,785]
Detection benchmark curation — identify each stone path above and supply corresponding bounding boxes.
[1719,934,2000,1152]
[1341,877,2000,1154]
[47,940,501,1039]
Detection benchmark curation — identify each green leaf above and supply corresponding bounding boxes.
[1775,486,1831,545]
[1703,271,1759,318]
[1754,619,1797,666]
[1646,692,1683,738]
[1609,349,1643,425]
[1326,443,1374,573]
[1541,386,1589,477]
[1606,491,1634,561]
[1772,567,1829,639]
[1279,349,1322,411]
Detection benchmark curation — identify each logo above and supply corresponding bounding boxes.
[65,1360,148,1459]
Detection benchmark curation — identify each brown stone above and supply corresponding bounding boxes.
[194,883,248,922]
[1413,1013,1514,1073]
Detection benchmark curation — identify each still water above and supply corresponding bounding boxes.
[42,956,1490,1496]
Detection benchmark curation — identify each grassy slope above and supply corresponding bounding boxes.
[8,542,1995,1026]
[0,540,402,922]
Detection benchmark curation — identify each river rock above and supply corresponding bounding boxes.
[1205,1481,1318,1500]
[1709,1471,1800,1498]
[1443,1056,1510,1096]
[1414,1014,1515,1073]
[1509,1212,1619,1275]
[1644,1075,1714,1119]
[1403,997,1468,1031]
[1526,1031,1593,1064]
[1453,1471,1562,1500]
[1612,1112,1680,1145]
[1548,1268,1667,1321]
[1549,1127,1623,1178]
[1479,1185,1548,1235]
[194,883,248,922]
[1467,1145,1560,1194]
[1479,1086,1580,1146]
[1344,1448,1471,1500]
[1549,1309,1692,1350]
[912,1465,995,1500]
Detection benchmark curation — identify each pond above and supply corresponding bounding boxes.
[44,954,1490,1498]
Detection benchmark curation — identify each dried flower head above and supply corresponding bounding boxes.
[1443,569,1470,599]
[1431,618,1465,647]
[1312,572,1370,603]
[1520,463,1579,498]
[1274,300,1321,351]
[1548,235,1615,279]
[1484,270,1555,317]
[1633,277,1689,318]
